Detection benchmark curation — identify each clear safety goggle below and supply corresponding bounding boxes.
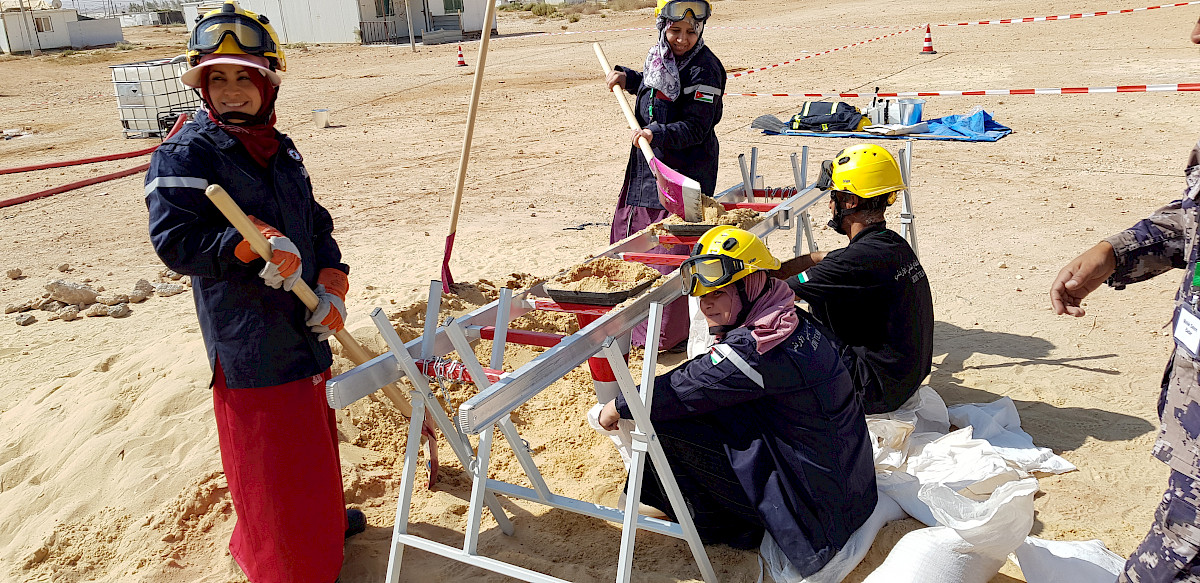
[661,0,711,22]
[680,254,744,296]
[190,13,274,55]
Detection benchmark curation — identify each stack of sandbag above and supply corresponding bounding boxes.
[760,386,1125,583]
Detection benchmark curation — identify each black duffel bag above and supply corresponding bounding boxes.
[789,101,864,132]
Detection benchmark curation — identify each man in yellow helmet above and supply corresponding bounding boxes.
[599,227,877,576]
[773,144,934,414]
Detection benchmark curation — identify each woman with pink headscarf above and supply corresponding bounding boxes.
[598,227,876,576]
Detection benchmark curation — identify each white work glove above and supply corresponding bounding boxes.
[306,284,347,341]
[257,236,303,291]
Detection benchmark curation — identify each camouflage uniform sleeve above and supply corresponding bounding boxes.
[1105,143,1200,289]
[1103,201,1189,290]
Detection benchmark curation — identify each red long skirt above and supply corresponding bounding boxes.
[213,362,346,583]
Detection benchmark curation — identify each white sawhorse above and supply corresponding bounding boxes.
[370,294,718,583]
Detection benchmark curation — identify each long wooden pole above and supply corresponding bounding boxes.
[440,0,497,293]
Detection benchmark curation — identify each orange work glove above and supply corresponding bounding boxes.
[233,216,302,291]
[306,268,348,341]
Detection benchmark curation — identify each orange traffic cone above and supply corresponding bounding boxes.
[456,45,467,66]
[920,24,936,55]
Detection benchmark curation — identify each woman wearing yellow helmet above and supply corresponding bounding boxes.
[599,228,878,575]
[604,0,725,350]
[145,3,382,581]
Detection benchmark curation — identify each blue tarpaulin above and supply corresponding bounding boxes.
[759,109,1013,142]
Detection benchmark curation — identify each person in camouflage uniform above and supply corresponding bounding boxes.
[1052,21,1200,578]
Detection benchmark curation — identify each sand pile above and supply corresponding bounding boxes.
[545,256,662,293]
[647,196,764,243]
[2,274,683,583]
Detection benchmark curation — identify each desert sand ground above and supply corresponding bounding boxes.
[2,0,1199,581]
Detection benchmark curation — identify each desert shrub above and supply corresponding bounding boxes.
[530,3,556,16]
[607,0,654,10]
[562,2,599,15]
[115,42,138,50]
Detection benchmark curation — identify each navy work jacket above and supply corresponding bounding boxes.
[615,310,877,576]
[145,113,348,389]
[616,44,725,209]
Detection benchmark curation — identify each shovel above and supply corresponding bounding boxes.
[441,0,498,293]
[593,43,703,223]
[205,184,440,486]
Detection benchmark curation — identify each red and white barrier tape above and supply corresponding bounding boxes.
[937,0,1200,25]
[507,23,907,39]
[729,26,921,79]
[725,83,1200,97]
[709,24,903,30]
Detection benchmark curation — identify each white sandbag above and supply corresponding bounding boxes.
[877,471,937,527]
[861,526,1005,583]
[587,403,635,470]
[920,477,1039,559]
[867,418,914,471]
[877,429,1022,527]
[868,386,950,435]
[761,490,907,583]
[1012,536,1125,583]
[947,397,1077,474]
[906,428,1015,489]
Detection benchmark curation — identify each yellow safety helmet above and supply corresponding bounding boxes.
[680,226,780,297]
[818,144,904,205]
[187,1,286,73]
[655,0,711,21]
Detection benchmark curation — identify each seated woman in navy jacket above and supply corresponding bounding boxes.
[599,227,877,577]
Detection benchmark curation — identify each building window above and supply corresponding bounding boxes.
[375,0,395,17]
[443,0,463,13]
[34,16,52,33]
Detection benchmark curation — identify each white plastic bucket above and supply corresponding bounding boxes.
[312,108,330,128]
[899,99,925,125]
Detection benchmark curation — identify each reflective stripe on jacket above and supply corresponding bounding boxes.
[615,310,877,575]
[145,112,348,388]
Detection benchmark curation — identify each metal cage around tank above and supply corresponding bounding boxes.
[110,57,200,138]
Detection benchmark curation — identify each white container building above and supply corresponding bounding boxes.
[0,7,123,53]
[183,0,495,45]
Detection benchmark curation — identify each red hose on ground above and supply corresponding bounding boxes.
[0,114,189,210]
[0,163,150,209]
[0,113,188,176]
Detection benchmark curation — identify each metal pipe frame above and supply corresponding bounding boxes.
[456,182,824,435]
[325,179,825,433]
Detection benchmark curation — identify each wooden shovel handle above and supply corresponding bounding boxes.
[593,43,657,166]
[205,184,414,418]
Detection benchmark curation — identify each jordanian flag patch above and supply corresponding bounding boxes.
[695,91,715,103]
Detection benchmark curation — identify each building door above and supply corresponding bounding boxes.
[442,0,462,14]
